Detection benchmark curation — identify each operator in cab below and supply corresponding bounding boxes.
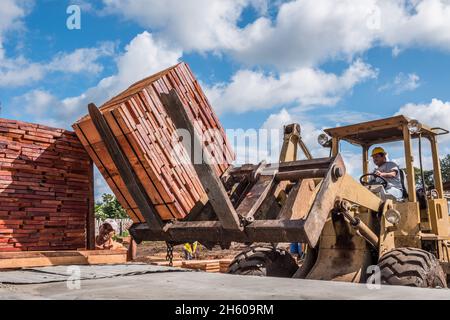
[370,147,404,200]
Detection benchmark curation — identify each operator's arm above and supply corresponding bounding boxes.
[374,169,398,178]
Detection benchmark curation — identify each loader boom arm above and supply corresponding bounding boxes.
[125,90,385,248]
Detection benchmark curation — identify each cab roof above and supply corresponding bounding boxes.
[324,115,446,147]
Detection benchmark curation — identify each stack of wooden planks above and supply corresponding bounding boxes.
[0,119,94,251]
[219,259,232,273]
[181,260,220,273]
[74,62,234,222]
[0,249,127,269]
[151,258,233,273]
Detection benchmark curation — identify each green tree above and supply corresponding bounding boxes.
[414,167,434,187]
[95,194,127,219]
[412,154,450,187]
[441,154,450,183]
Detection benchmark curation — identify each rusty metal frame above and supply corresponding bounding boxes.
[129,155,358,248]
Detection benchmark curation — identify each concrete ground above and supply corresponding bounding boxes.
[0,264,449,300]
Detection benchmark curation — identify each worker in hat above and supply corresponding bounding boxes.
[370,147,404,200]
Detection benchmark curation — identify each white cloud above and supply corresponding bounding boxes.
[100,0,450,70]
[101,0,266,52]
[10,32,182,128]
[395,98,450,175]
[47,43,115,74]
[235,0,381,68]
[0,0,31,44]
[112,32,181,88]
[396,98,450,144]
[101,0,378,67]
[0,43,115,88]
[0,57,44,87]
[379,0,450,51]
[9,89,76,128]
[205,59,377,114]
[236,0,450,68]
[378,72,421,94]
[0,0,34,83]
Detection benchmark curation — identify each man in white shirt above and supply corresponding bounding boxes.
[370,147,404,200]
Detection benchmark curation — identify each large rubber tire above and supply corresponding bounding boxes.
[376,247,447,288]
[227,246,299,277]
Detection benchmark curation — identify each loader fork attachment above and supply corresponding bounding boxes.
[128,90,385,251]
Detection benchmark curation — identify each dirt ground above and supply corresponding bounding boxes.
[132,241,292,263]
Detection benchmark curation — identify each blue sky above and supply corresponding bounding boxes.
[2,0,450,197]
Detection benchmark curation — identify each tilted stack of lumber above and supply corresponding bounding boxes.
[74,62,235,222]
[0,119,93,251]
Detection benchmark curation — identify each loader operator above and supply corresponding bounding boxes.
[370,147,404,200]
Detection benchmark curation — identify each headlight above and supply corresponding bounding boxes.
[318,133,331,147]
[385,209,401,225]
[408,120,422,134]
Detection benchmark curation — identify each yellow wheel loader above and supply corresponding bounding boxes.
[90,90,450,288]
[295,115,450,287]
[226,115,450,288]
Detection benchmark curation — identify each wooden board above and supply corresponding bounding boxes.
[0,249,127,269]
[74,62,235,222]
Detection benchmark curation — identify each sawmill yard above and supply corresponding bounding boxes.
[0,58,449,302]
[3,1,450,309]
[135,241,247,262]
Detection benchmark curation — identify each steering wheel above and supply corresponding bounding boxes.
[359,173,388,189]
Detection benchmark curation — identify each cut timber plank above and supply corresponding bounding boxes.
[0,250,127,269]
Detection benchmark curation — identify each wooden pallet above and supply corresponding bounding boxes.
[0,249,127,269]
[73,62,234,222]
[0,119,94,252]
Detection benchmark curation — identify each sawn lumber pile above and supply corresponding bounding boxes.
[74,62,234,222]
[0,249,126,269]
[0,119,93,251]
[151,257,233,273]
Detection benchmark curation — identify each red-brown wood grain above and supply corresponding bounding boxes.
[0,119,93,251]
[74,62,235,221]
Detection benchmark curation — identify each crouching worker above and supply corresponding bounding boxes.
[95,219,125,250]
[370,147,404,200]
